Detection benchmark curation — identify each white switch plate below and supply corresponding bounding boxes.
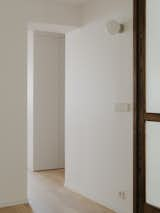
[118,191,128,200]
[114,103,131,112]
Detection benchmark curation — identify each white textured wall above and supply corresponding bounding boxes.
[0,0,80,207]
[33,32,65,171]
[65,1,133,213]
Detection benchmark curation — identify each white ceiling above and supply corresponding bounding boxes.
[56,0,89,5]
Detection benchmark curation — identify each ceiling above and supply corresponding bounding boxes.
[56,0,89,5]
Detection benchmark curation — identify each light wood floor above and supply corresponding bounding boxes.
[0,170,114,213]
[0,204,32,213]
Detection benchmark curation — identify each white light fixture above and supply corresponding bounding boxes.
[106,20,124,35]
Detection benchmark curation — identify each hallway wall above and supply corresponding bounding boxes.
[65,1,133,213]
[0,0,81,207]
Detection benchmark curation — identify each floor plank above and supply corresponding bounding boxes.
[0,170,114,213]
[0,204,32,213]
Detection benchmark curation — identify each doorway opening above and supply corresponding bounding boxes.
[27,30,65,172]
[27,23,72,211]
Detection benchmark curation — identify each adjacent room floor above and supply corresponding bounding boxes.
[0,170,114,213]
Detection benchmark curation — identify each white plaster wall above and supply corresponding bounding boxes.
[0,0,80,207]
[33,32,65,171]
[65,1,133,213]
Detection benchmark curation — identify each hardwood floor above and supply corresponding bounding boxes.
[0,204,32,213]
[0,170,114,213]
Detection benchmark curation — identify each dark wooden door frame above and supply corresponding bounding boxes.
[133,0,146,212]
[134,0,160,212]
[133,0,138,211]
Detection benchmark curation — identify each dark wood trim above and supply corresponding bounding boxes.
[144,113,160,122]
[133,0,138,211]
[134,0,160,212]
[138,0,146,212]
[145,204,160,213]
[134,0,146,212]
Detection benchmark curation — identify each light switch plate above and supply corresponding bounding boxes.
[114,103,131,112]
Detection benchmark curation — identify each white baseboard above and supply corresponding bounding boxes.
[64,182,116,213]
[0,200,28,208]
[65,182,130,213]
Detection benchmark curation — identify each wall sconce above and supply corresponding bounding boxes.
[106,20,124,35]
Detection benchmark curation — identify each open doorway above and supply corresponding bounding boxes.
[28,30,65,171]
[27,25,66,211]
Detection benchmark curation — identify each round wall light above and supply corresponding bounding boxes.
[106,20,124,35]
